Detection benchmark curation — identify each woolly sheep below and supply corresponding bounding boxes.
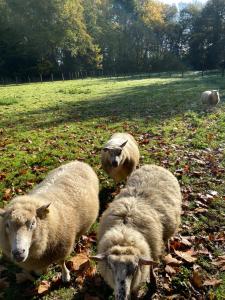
[101,133,140,182]
[93,165,182,299]
[0,161,99,282]
[201,90,220,106]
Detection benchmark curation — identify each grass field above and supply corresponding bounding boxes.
[0,73,225,299]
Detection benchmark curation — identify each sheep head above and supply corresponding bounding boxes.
[0,202,50,263]
[211,90,220,104]
[103,140,128,168]
[92,251,156,300]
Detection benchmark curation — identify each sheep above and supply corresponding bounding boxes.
[201,90,220,106]
[92,165,182,299]
[0,161,99,282]
[101,133,140,182]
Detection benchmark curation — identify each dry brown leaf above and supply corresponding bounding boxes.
[163,282,171,291]
[67,253,89,271]
[3,188,12,200]
[164,254,182,265]
[212,256,225,270]
[191,270,204,289]
[165,265,177,274]
[75,275,85,286]
[194,208,208,214]
[179,236,192,247]
[174,249,197,263]
[52,273,61,283]
[37,280,51,294]
[0,173,6,181]
[203,278,222,286]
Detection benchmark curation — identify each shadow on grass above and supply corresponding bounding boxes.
[1,75,218,130]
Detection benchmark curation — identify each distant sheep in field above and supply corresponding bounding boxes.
[92,165,182,299]
[101,133,140,182]
[201,90,220,106]
[0,161,99,282]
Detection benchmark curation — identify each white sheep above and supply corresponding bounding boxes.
[92,165,182,299]
[0,161,99,282]
[101,133,140,182]
[201,90,220,106]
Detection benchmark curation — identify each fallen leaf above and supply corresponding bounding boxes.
[165,265,177,274]
[67,253,89,271]
[191,270,204,289]
[75,275,85,286]
[174,249,197,263]
[203,278,222,286]
[52,273,61,283]
[163,254,182,265]
[208,190,218,196]
[19,169,28,175]
[0,173,6,181]
[37,280,51,294]
[163,282,171,291]
[212,256,225,270]
[3,188,12,200]
[194,208,208,214]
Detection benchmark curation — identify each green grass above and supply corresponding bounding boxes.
[0,73,225,299]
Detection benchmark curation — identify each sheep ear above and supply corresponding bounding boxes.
[36,203,51,219]
[139,257,158,267]
[120,140,128,148]
[0,208,6,217]
[90,253,106,261]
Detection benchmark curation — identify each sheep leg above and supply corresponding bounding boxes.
[60,260,71,282]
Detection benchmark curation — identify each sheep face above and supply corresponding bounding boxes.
[93,252,156,300]
[103,140,128,168]
[212,90,219,99]
[107,254,138,300]
[0,203,50,263]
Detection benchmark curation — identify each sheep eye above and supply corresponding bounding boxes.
[28,220,36,229]
[116,149,122,155]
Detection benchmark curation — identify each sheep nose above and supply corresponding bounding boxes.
[12,249,25,261]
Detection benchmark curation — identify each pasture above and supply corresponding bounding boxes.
[0,73,225,299]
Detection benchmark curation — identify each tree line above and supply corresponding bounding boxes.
[0,0,224,78]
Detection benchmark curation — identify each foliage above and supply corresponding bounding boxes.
[1,0,224,76]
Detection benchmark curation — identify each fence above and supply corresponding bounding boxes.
[0,69,224,85]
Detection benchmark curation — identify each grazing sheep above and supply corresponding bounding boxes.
[101,133,140,182]
[201,90,220,106]
[0,161,99,282]
[92,165,182,299]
